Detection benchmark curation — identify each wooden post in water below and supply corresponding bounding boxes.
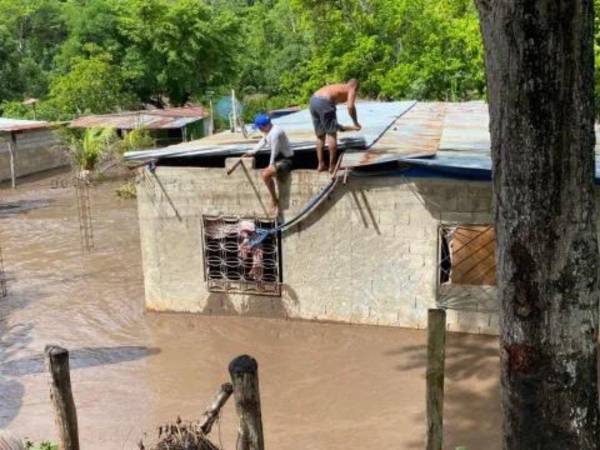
[228,355,264,450]
[8,132,17,189]
[45,345,80,450]
[426,308,446,450]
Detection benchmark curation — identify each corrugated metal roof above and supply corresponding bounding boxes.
[122,100,600,182]
[438,102,490,154]
[397,102,600,183]
[151,107,206,118]
[343,102,445,167]
[269,106,301,118]
[124,101,416,163]
[71,107,207,130]
[0,118,52,133]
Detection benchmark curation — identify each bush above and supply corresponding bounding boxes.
[25,441,58,450]
[67,127,119,171]
[119,128,155,154]
[116,180,137,199]
[242,94,296,123]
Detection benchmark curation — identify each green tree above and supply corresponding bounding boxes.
[117,0,240,106]
[46,51,136,119]
[0,26,23,103]
[0,0,67,99]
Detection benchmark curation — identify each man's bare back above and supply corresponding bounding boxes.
[314,81,358,106]
[309,79,361,173]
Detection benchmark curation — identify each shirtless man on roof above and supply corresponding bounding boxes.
[309,79,362,173]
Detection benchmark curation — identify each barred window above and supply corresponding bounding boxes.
[437,224,497,313]
[202,216,281,296]
[439,224,496,286]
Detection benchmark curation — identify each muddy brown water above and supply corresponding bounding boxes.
[0,172,501,449]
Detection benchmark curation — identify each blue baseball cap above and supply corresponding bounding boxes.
[254,114,271,128]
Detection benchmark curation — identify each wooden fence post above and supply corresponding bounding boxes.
[228,355,265,450]
[8,133,17,189]
[426,308,446,450]
[45,345,80,450]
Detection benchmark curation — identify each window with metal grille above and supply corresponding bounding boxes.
[439,224,496,286]
[202,216,281,296]
[437,224,497,311]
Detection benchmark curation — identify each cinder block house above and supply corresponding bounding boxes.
[127,101,600,335]
[0,118,68,186]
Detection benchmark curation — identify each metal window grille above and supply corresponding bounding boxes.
[436,224,498,312]
[202,215,281,296]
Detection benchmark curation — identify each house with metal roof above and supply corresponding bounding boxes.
[124,101,600,334]
[0,118,68,187]
[71,107,210,147]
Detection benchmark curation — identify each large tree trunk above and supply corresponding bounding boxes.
[475,1,600,448]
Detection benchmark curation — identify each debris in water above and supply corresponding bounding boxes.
[139,418,220,450]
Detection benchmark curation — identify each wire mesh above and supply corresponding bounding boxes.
[74,176,94,253]
[437,224,498,313]
[203,215,280,296]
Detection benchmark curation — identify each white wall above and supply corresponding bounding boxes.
[136,160,503,333]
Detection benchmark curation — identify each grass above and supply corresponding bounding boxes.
[25,441,58,450]
[116,180,137,199]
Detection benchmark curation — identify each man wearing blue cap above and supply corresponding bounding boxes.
[244,114,294,214]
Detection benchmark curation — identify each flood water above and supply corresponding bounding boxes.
[0,171,501,449]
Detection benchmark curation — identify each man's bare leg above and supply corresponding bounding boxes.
[262,166,279,215]
[326,133,338,174]
[316,135,327,172]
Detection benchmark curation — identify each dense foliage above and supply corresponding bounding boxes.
[0,0,598,120]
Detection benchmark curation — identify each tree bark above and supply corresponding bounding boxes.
[475,1,600,448]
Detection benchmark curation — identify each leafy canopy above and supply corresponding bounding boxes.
[2,0,599,120]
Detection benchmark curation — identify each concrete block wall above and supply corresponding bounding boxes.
[0,129,68,182]
[136,160,503,334]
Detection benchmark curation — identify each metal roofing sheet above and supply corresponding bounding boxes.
[343,102,444,167]
[123,101,416,163]
[125,137,367,161]
[272,100,415,146]
[438,102,490,153]
[151,107,206,118]
[0,118,52,133]
[71,108,206,130]
[400,152,600,184]
[122,100,600,179]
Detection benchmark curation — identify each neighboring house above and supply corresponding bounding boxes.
[70,107,210,147]
[0,118,68,187]
[124,101,600,335]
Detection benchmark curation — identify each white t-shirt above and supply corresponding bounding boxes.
[248,124,293,166]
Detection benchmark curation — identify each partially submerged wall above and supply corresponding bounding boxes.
[136,160,501,334]
[0,129,68,182]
